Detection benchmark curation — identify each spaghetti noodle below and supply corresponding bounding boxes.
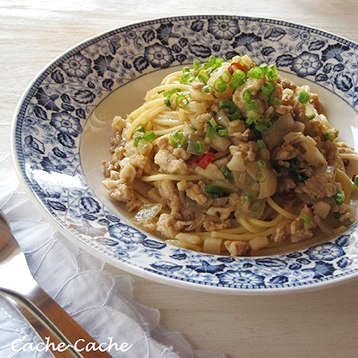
[102,54,358,256]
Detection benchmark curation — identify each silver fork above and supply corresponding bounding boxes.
[0,209,112,358]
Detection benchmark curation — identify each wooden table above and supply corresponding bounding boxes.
[1,1,358,357]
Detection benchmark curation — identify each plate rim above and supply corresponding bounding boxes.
[11,14,358,294]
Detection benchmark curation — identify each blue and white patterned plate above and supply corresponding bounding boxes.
[12,15,358,294]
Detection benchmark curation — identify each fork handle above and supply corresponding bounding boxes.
[1,290,81,357]
[3,286,112,357]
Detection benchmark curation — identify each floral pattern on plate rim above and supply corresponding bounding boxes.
[14,15,358,292]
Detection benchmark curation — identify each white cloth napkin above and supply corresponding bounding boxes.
[0,155,225,358]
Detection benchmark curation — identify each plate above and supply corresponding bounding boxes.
[12,15,358,294]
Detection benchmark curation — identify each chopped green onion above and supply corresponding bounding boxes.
[217,127,229,137]
[255,120,272,133]
[206,126,216,139]
[164,98,171,107]
[180,72,194,85]
[256,170,267,183]
[243,89,251,102]
[257,139,266,150]
[220,167,233,181]
[245,117,255,126]
[195,140,205,154]
[353,175,358,190]
[297,91,309,104]
[134,125,145,133]
[261,82,275,97]
[257,159,266,168]
[265,65,279,81]
[209,117,217,128]
[324,129,338,142]
[247,66,264,79]
[218,99,236,113]
[213,77,227,92]
[205,184,227,198]
[333,212,341,220]
[143,130,155,141]
[305,103,316,121]
[243,194,252,203]
[201,84,213,95]
[221,70,232,83]
[197,70,209,84]
[170,130,185,147]
[270,97,281,107]
[193,60,200,71]
[302,215,310,223]
[182,66,191,73]
[334,190,345,205]
[176,93,190,108]
[230,69,246,90]
[134,136,143,147]
[227,109,241,120]
[247,100,260,111]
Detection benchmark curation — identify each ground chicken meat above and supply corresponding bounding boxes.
[230,141,258,162]
[272,224,290,244]
[206,207,232,221]
[299,174,337,199]
[185,181,208,205]
[290,206,316,242]
[108,183,134,202]
[272,143,299,160]
[203,220,231,231]
[156,213,185,238]
[277,177,297,194]
[154,149,190,174]
[225,240,249,256]
[155,180,182,218]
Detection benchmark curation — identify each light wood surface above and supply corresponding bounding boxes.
[1,1,358,357]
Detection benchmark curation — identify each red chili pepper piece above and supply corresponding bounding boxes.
[227,62,244,74]
[193,154,205,164]
[197,152,215,169]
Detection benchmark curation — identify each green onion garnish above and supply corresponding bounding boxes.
[176,93,190,108]
[227,109,241,120]
[143,130,155,141]
[195,140,205,154]
[134,136,143,147]
[247,100,259,111]
[134,125,145,133]
[302,215,310,223]
[298,91,309,104]
[256,170,267,183]
[193,60,200,71]
[201,84,213,95]
[247,66,264,79]
[206,126,216,139]
[205,184,227,198]
[243,89,251,102]
[217,127,229,137]
[209,117,217,128]
[243,194,252,203]
[218,99,236,113]
[353,175,358,189]
[334,190,345,205]
[213,77,227,92]
[324,130,337,142]
[261,82,275,97]
[220,167,233,181]
[245,117,255,126]
[271,97,281,107]
[265,65,279,81]
[257,159,266,168]
[255,120,272,133]
[180,72,195,85]
[170,130,185,148]
[197,70,209,84]
[230,69,246,90]
[257,139,265,150]
[164,98,171,107]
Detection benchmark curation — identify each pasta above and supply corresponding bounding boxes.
[102,54,358,256]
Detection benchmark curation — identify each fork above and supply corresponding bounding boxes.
[0,209,112,357]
